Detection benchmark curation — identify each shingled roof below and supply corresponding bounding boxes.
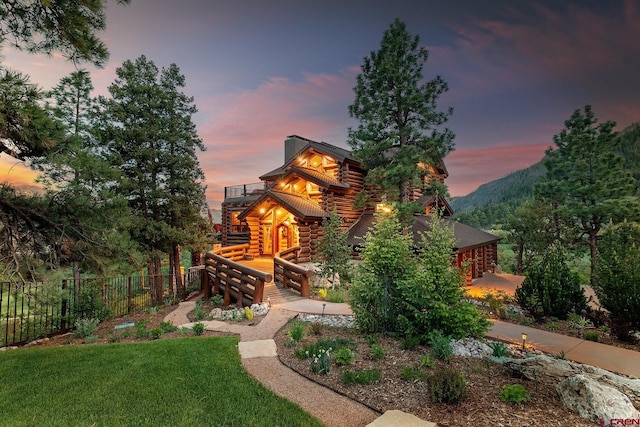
[347,213,500,250]
[238,189,327,222]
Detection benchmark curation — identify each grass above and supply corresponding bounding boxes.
[0,337,322,427]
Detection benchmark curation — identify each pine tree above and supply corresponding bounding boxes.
[536,105,640,286]
[348,19,454,205]
[99,56,207,303]
[314,210,351,289]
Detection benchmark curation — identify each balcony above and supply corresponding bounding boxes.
[224,182,266,199]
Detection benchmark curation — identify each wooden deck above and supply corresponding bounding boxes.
[237,257,308,306]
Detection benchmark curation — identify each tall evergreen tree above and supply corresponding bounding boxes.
[99,56,207,303]
[0,0,130,160]
[348,19,454,206]
[536,105,639,285]
[32,71,136,279]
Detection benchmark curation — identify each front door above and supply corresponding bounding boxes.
[275,223,291,254]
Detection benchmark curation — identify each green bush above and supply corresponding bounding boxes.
[370,343,387,360]
[488,341,510,357]
[342,369,381,385]
[335,348,355,365]
[74,318,100,339]
[419,354,435,368]
[427,367,467,404]
[401,365,425,381]
[287,321,306,342]
[515,243,587,320]
[584,332,599,342]
[594,221,640,338]
[149,327,163,340]
[136,320,149,338]
[210,294,224,306]
[350,212,489,339]
[500,384,531,404]
[192,322,205,336]
[160,321,178,333]
[429,331,452,362]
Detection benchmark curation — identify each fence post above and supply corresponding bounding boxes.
[61,279,68,332]
[127,277,133,314]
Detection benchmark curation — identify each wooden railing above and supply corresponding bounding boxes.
[213,243,250,261]
[274,247,313,298]
[204,248,271,307]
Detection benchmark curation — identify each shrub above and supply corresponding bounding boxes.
[370,343,387,360]
[500,384,531,404]
[584,332,599,342]
[488,341,510,357]
[287,321,306,342]
[192,322,205,336]
[429,331,452,362]
[136,320,149,338]
[427,367,467,404]
[335,348,355,365]
[74,318,100,339]
[317,288,328,300]
[210,294,224,306]
[419,354,435,368]
[401,335,421,350]
[310,322,324,336]
[342,369,381,385]
[327,289,345,303]
[149,327,163,340]
[515,243,587,320]
[594,221,640,338]
[401,365,425,381]
[160,321,178,333]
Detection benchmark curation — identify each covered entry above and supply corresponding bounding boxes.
[238,189,327,259]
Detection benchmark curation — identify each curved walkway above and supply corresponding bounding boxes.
[164,299,434,427]
[165,298,640,426]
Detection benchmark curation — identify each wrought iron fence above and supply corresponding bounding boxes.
[0,273,198,348]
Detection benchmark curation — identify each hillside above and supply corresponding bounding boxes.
[451,122,640,229]
[451,160,546,213]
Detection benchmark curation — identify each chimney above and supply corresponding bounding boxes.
[284,135,308,163]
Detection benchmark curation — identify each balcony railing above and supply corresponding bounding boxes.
[224,182,265,199]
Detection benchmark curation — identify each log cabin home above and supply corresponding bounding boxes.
[221,135,499,280]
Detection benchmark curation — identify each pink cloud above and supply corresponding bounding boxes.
[196,70,357,207]
[445,143,548,196]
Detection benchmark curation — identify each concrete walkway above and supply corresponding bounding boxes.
[488,320,640,378]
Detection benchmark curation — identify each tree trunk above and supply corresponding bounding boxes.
[172,244,185,300]
[589,230,598,287]
[148,256,163,306]
[515,242,524,275]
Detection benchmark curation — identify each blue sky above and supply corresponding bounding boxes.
[1,0,639,208]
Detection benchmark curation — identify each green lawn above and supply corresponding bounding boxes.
[0,337,323,427]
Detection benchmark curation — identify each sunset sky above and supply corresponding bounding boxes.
[1,0,639,208]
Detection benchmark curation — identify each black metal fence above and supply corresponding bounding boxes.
[0,271,202,348]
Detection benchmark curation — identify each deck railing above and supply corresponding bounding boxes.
[274,247,313,298]
[224,182,265,199]
[204,246,272,307]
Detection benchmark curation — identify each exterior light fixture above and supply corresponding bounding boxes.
[259,208,266,214]
[267,297,271,309]
[521,333,527,350]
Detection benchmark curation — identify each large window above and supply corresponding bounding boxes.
[231,211,249,233]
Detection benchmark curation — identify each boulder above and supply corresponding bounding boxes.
[556,374,640,423]
[504,355,640,407]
